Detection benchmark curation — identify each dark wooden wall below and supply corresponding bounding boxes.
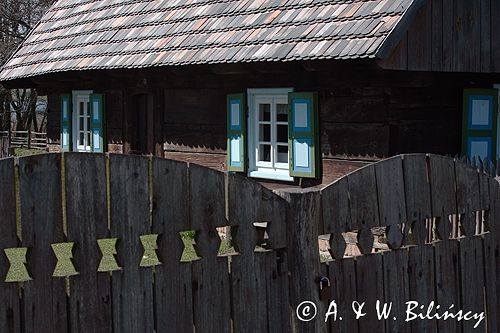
[379,0,500,73]
[39,60,500,185]
[158,61,499,159]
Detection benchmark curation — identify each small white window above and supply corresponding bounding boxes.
[247,88,293,181]
[72,91,93,152]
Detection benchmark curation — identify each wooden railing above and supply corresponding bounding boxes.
[0,130,47,150]
[0,153,497,333]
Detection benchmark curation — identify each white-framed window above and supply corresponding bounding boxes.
[247,88,294,181]
[72,90,93,152]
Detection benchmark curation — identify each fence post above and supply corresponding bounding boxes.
[275,188,326,333]
[27,128,31,149]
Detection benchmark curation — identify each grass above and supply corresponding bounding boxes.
[13,148,45,157]
[180,237,237,262]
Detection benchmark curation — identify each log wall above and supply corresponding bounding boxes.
[40,61,500,185]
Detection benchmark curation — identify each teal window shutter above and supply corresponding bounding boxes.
[90,94,105,153]
[227,93,246,172]
[462,89,498,163]
[61,94,72,152]
[288,92,319,178]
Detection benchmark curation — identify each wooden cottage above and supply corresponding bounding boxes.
[1,0,500,187]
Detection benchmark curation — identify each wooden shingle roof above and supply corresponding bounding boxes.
[0,0,425,81]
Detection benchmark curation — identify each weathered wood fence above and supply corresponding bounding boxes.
[0,137,8,158]
[0,130,47,150]
[0,153,497,333]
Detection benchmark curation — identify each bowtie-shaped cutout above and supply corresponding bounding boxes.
[4,248,32,282]
[51,242,79,277]
[97,238,122,272]
[180,231,201,262]
[140,234,161,267]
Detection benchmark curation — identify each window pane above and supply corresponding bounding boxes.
[80,102,84,116]
[79,132,84,144]
[259,124,271,142]
[259,104,271,121]
[87,116,91,132]
[79,117,84,131]
[277,104,288,122]
[87,133,91,148]
[259,144,271,162]
[277,145,288,163]
[277,125,288,143]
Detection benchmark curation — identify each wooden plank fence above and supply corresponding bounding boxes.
[0,130,47,150]
[0,152,497,333]
[0,137,8,158]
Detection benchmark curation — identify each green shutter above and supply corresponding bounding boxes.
[90,94,105,153]
[288,92,319,178]
[462,89,498,163]
[61,94,72,152]
[227,93,246,172]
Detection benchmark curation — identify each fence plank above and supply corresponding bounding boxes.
[356,254,385,333]
[231,253,268,333]
[152,157,194,333]
[407,245,436,333]
[403,154,431,220]
[429,155,456,239]
[478,172,490,211]
[483,234,499,333]
[434,240,461,333]
[489,178,500,239]
[191,257,231,333]
[65,153,111,332]
[267,250,290,333]
[267,191,288,249]
[348,165,379,229]
[460,237,486,332]
[0,137,8,158]
[329,258,358,333]
[109,154,154,332]
[191,164,231,333]
[189,163,226,230]
[0,158,21,333]
[375,156,407,226]
[455,163,481,236]
[19,154,67,332]
[228,173,267,332]
[321,177,351,234]
[382,249,410,333]
[278,189,325,332]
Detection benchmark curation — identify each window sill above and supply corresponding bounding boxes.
[248,170,294,182]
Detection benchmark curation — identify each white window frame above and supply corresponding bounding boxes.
[247,88,294,182]
[72,90,93,152]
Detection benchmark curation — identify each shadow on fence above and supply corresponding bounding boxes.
[0,153,497,333]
